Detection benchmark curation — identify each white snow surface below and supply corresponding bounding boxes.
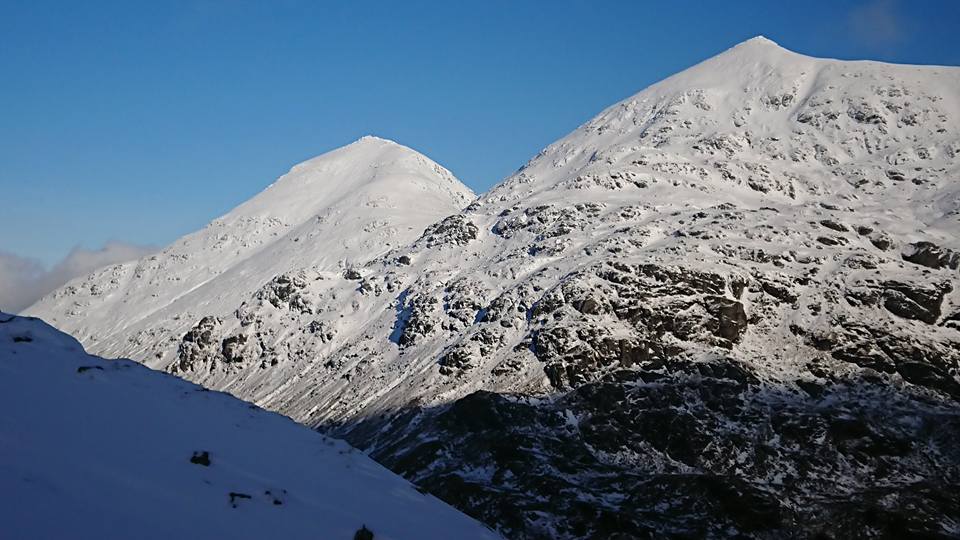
[0,312,499,540]
[24,135,472,352]
[25,37,960,427]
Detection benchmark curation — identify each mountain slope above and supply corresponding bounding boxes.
[96,36,960,423]
[27,37,960,538]
[0,312,499,540]
[25,135,473,361]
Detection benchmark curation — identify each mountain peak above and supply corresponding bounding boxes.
[740,35,780,48]
[710,34,801,66]
[354,134,399,145]
[488,32,959,205]
[25,135,474,344]
[275,138,474,211]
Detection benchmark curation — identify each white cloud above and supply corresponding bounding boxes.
[0,242,157,313]
[849,0,906,48]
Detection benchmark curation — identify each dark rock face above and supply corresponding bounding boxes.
[706,296,748,343]
[221,334,249,363]
[256,274,312,313]
[394,292,440,348]
[337,256,960,539]
[493,203,604,240]
[816,236,845,246]
[340,365,960,540]
[944,311,960,331]
[819,219,849,232]
[420,215,479,248]
[174,316,222,372]
[175,319,265,373]
[902,241,960,270]
[869,232,893,251]
[808,322,960,400]
[881,280,952,324]
[530,263,748,388]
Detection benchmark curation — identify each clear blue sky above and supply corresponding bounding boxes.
[1,0,958,266]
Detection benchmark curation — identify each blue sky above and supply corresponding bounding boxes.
[1,0,958,268]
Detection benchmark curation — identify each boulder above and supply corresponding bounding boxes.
[902,241,960,270]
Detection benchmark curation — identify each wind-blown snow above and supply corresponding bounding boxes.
[0,312,499,540]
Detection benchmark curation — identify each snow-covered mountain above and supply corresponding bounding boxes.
[0,311,499,540]
[27,37,960,538]
[25,135,473,361]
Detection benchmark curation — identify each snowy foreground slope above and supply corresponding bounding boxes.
[0,312,499,540]
[27,37,960,537]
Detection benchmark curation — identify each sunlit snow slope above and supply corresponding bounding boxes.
[25,136,473,362]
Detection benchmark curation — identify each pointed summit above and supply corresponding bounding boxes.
[691,34,804,74]
[25,137,474,354]
[261,137,473,227]
[353,134,400,145]
[739,35,781,48]
[571,35,812,116]
[719,35,797,58]
[486,33,959,201]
